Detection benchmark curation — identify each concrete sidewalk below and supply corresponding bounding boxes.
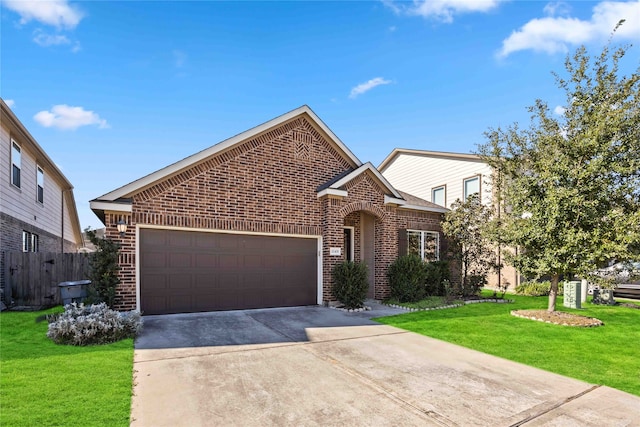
[131,304,640,426]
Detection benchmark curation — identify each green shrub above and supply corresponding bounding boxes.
[515,281,565,296]
[425,261,450,296]
[387,255,428,303]
[466,274,487,296]
[331,261,369,309]
[85,229,121,308]
[47,303,142,346]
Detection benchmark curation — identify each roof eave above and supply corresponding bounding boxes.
[329,162,402,199]
[96,105,363,201]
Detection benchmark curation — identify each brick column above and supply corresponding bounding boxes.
[374,206,398,300]
[320,195,344,304]
[104,211,136,311]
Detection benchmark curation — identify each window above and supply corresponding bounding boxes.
[36,166,44,204]
[407,230,439,261]
[22,231,39,252]
[11,140,21,188]
[432,185,446,207]
[343,227,354,261]
[463,176,480,200]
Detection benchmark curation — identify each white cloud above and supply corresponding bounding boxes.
[1,0,84,29]
[5,99,15,108]
[33,29,70,46]
[498,1,640,58]
[349,77,392,99]
[543,1,571,17]
[34,105,109,130]
[554,105,566,115]
[384,0,504,23]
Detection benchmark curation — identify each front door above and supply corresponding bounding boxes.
[361,213,376,299]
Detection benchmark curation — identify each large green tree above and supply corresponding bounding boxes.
[479,27,640,311]
[442,194,498,297]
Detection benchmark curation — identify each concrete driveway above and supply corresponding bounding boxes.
[131,302,640,426]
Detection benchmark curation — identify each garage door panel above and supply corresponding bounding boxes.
[140,229,317,315]
[142,252,167,269]
[243,254,263,268]
[194,274,217,289]
[219,254,239,268]
[168,253,193,268]
[218,233,240,249]
[195,253,217,268]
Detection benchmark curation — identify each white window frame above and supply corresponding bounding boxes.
[22,231,39,252]
[463,175,480,200]
[36,165,44,204]
[11,139,21,189]
[407,229,440,261]
[432,185,446,207]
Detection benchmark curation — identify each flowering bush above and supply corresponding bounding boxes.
[47,303,142,346]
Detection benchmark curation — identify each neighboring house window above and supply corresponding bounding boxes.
[463,176,480,200]
[36,166,44,204]
[11,140,21,188]
[407,230,439,261]
[432,185,446,207]
[22,231,39,252]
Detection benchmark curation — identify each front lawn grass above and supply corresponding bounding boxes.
[376,293,640,396]
[1,307,134,426]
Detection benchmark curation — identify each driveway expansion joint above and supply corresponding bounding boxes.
[508,384,602,427]
[300,340,458,427]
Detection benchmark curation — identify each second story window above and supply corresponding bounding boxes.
[11,140,21,188]
[463,176,480,201]
[36,166,44,204]
[432,185,446,207]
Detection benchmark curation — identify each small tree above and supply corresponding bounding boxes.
[478,26,640,311]
[442,194,498,297]
[85,228,121,308]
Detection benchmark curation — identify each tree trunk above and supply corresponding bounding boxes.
[548,274,560,312]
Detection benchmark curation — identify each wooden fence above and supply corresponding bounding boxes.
[3,252,91,308]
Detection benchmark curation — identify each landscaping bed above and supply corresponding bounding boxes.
[511,309,603,327]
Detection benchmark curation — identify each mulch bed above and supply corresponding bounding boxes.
[511,309,603,327]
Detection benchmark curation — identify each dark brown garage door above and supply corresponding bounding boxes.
[140,229,318,315]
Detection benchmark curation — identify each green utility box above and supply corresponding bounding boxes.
[563,280,582,309]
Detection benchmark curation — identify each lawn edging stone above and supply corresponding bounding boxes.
[329,305,372,313]
[383,298,514,312]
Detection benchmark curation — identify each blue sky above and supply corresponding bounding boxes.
[2,0,639,230]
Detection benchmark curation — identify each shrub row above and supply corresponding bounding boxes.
[387,255,450,303]
[515,281,565,296]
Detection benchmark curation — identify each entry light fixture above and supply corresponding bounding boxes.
[117,219,127,236]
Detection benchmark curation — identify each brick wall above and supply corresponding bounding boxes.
[106,116,447,310]
[1,212,77,303]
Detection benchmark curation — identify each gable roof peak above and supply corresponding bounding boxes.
[93,105,363,203]
[378,148,483,172]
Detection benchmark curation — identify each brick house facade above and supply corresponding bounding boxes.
[91,106,447,314]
